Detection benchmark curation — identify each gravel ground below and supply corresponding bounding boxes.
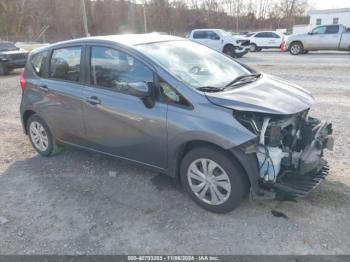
[0,51,350,255]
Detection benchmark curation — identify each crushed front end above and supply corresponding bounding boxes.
[236,110,334,200]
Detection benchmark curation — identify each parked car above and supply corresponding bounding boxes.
[284,24,350,55]
[189,29,251,58]
[246,31,284,52]
[20,34,333,213]
[0,42,28,75]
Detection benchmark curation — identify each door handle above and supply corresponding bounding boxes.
[86,96,101,105]
[38,85,49,91]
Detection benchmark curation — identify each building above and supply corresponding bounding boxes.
[309,8,350,28]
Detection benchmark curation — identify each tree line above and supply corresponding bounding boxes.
[0,0,310,42]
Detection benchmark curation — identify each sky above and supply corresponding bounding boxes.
[310,0,350,9]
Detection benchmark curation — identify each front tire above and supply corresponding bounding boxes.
[180,147,249,213]
[223,44,235,57]
[27,114,61,156]
[289,42,303,55]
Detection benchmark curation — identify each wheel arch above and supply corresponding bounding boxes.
[289,40,304,50]
[22,110,37,134]
[169,140,257,191]
[222,43,234,52]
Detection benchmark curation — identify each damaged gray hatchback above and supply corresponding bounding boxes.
[20,34,334,213]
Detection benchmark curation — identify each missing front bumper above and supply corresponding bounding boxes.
[272,160,329,200]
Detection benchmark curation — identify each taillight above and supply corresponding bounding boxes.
[20,71,26,94]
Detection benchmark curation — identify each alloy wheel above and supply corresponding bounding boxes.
[187,158,231,205]
[29,121,49,152]
[290,44,301,55]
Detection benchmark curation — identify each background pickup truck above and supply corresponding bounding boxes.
[189,29,251,58]
[0,42,28,75]
[285,24,350,55]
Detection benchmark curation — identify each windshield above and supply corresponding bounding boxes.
[0,43,19,51]
[136,40,251,88]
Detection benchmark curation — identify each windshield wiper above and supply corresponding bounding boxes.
[225,73,261,87]
[196,86,225,92]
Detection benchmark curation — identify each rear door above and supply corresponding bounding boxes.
[81,44,167,169]
[324,25,342,49]
[32,45,86,144]
[253,32,269,47]
[269,32,282,48]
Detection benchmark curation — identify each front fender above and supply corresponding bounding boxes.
[165,103,256,177]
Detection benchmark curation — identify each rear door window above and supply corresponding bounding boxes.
[325,25,339,34]
[255,32,268,38]
[49,46,82,82]
[193,31,207,39]
[31,50,49,77]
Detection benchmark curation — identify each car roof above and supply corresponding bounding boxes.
[30,33,185,55]
[56,33,183,47]
[192,29,223,31]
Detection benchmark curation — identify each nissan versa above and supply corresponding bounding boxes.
[20,34,334,213]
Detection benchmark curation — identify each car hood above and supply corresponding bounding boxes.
[226,35,246,42]
[0,49,27,55]
[287,33,308,40]
[205,74,315,115]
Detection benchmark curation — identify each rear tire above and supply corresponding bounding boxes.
[27,114,61,156]
[180,146,249,213]
[250,43,258,52]
[289,42,303,55]
[0,63,8,76]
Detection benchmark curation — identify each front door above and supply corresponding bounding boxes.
[81,45,167,169]
[206,31,222,51]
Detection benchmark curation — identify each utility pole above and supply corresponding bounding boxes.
[236,0,239,33]
[143,2,148,33]
[81,0,90,37]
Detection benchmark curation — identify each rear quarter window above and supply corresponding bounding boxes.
[30,51,49,77]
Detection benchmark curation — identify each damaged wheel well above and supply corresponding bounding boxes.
[173,140,253,188]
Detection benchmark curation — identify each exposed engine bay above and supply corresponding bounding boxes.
[236,110,334,199]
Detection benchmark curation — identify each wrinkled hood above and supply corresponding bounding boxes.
[226,35,246,42]
[205,74,315,115]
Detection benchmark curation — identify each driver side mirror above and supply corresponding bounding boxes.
[128,82,150,98]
